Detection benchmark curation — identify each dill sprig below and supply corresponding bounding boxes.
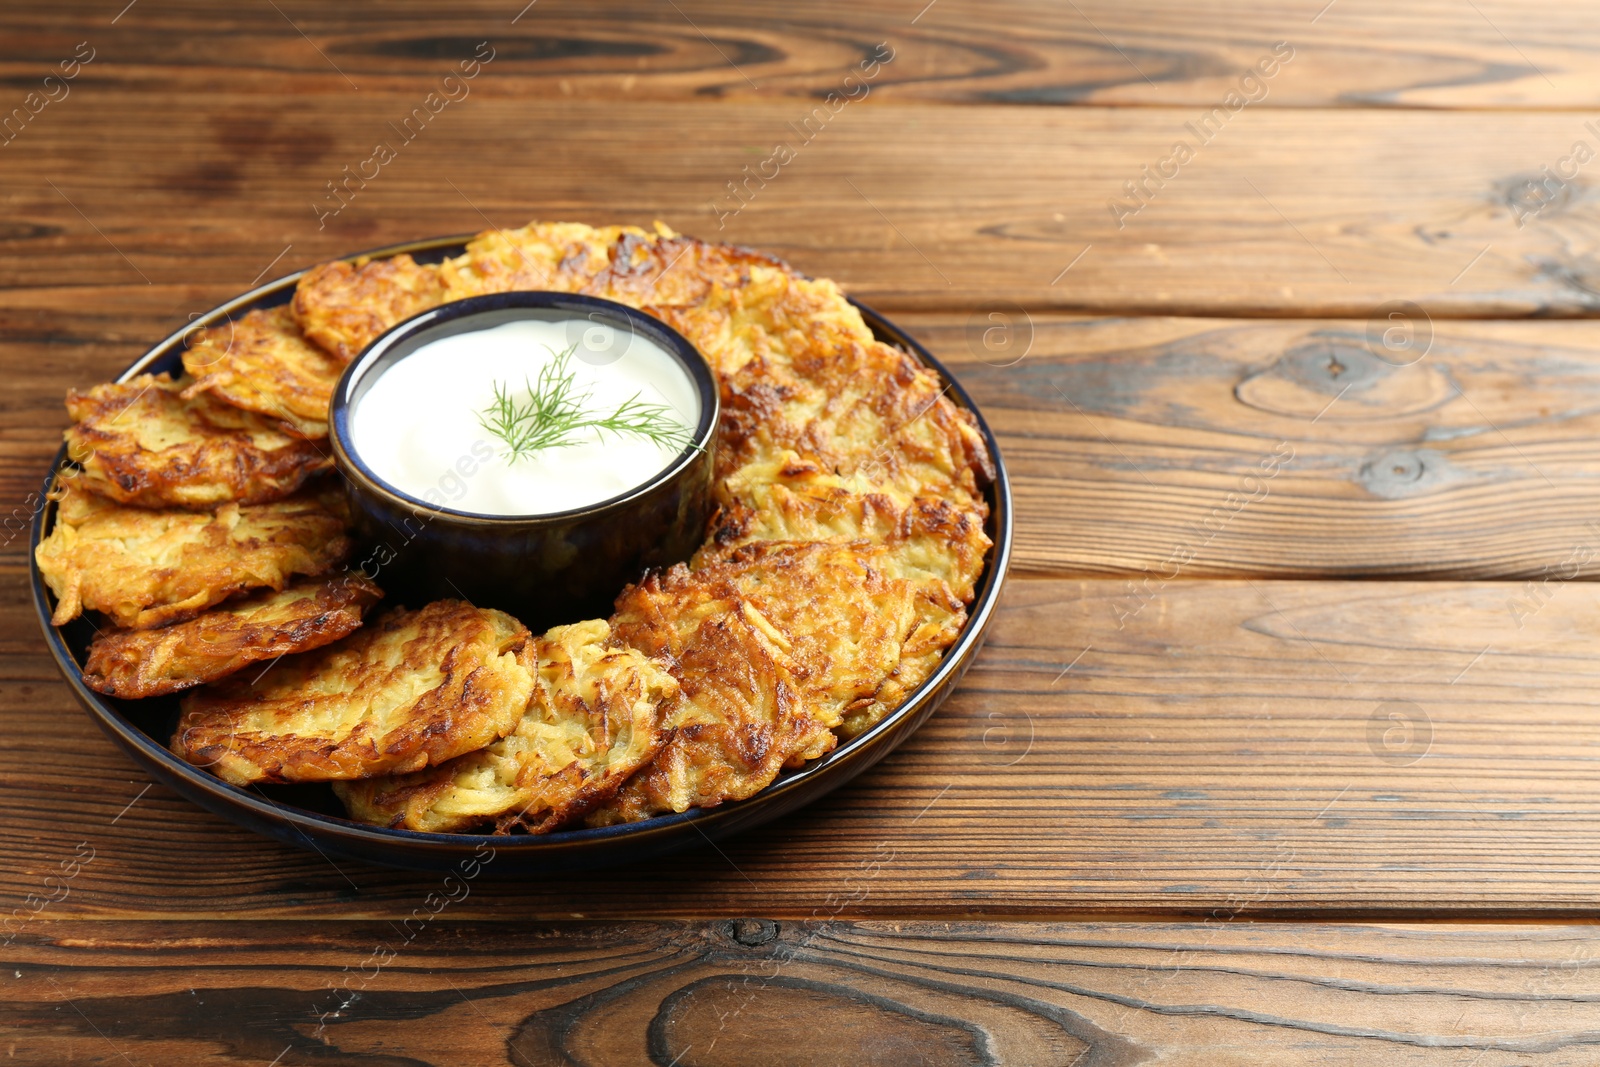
[476,343,694,462]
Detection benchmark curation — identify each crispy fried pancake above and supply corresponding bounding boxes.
[706,452,991,603]
[35,482,350,629]
[715,339,993,512]
[798,338,993,489]
[593,539,957,823]
[172,600,534,786]
[836,567,967,738]
[692,541,943,728]
[582,233,789,311]
[439,221,653,300]
[591,603,832,825]
[335,619,676,833]
[83,574,382,699]
[181,306,342,438]
[650,262,874,381]
[292,253,450,361]
[64,373,331,509]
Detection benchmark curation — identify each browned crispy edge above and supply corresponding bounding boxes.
[82,574,383,699]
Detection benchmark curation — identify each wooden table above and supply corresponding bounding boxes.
[5,2,1600,1062]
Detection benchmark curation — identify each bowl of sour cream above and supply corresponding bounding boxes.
[329,291,719,629]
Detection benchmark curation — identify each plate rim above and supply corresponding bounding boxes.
[27,233,1015,864]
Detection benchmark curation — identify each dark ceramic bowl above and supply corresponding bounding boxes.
[29,233,1013,874]
[329,293,719,631]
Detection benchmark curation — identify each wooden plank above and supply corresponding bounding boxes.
[13,309,1600,582]
[931,315,1600,580]
[4,100,1600,314]
[6,577,1600,920]
[5,0,1600,110]
[6,919,1600,1064]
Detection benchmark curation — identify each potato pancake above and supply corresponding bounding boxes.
[694,541,947,727]
[334,619,676,833]
[651,266,874,381]
[172,600,534,786]
[64,373,331,509]
[35,482,350,629]
[700,464,983,740]
[291,253,450,362]
[582,232,789,311]
[83,574,382,699]
[715,338,993,513]
[839,588,966,738]
[706,452,992,603]
[591,603,834,825]
[438,221,653,300]
[286,224,660,360]
[181,306,342,438]
[520,226,876,383]
[593,539,956,823]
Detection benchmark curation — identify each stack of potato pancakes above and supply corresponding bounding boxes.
[36,222,993,834]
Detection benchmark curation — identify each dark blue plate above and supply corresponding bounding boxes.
[29,234,1014,873]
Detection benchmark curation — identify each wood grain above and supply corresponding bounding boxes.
[4,98,1600,315]
[5,0,1600,109]
[931,315,1600,579]
[6,919,1600,1065]
[5,575,1600,920]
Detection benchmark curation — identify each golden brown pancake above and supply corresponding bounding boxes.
[334,619,676,833]
[647,260,875,381]
[181,306,342,438]
[592,539,965,823]
[82,574,382,699]
[35,482,350,629]
[591,600,834,825]
[714,338,993,514]
[582,232,789,312]
[291,253,450,362]
[438,221,654,300]
[705,452,991,604]
[64,373,330,509]
[172,600,534,786]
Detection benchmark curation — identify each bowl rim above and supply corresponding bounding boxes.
[329,290,721,525]
[28,232,1015,861]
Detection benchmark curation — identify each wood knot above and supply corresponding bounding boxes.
[1236,332,1456,420]
[1499,171,1583,224]
[1280,339,1383,392]
[1368,449,1426,483]
[727,918,778,946]
[645,974,1004,1067]
[1357,448,1463,499]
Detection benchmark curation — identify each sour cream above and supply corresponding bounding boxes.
[351,318,700,516]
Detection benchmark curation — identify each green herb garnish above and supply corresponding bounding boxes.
[477,343,694,462]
